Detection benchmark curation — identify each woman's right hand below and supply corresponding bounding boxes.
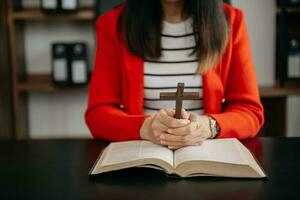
[140,109,190,145]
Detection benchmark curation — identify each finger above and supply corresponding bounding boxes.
[160,139,183,146]
[160,133,196,147]
[168,145,184,150]
[167,122,198,136]
[160,134,198,146]
[165,108,189,119]
[159,134,185,146]
[186,135,205,146]
[168,136,204,149]
[160,133,186,142]
[152,119,169,132]
[153,129,168,141]
[158,109,190,128]
[159,133,194,146]
[164,108,175,117]
[181,109,190,120]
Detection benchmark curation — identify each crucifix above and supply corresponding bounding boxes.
[160,83,200,119]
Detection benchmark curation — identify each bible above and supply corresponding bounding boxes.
[89,138,266,178]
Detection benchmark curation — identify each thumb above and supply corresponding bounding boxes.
[164,108,175,117]
[181,109,190,119]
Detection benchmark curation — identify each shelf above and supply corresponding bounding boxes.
[18,75,300,97]
[18,74,87,92]
[11,8,95,21]
[18,74,55,92]
[259,85,300,98]
[277,7,300,14]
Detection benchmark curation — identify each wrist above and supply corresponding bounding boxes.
[193,114,212,139]
[140,116,153,140]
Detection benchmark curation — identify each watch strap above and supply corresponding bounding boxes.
[208,116,220,139]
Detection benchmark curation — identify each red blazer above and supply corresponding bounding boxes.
[85,3,264,141]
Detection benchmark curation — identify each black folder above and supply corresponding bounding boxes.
[41,0,59,13]
[69,43,89,85]
[51,43,70,86]
[41,0,79,13]
[287,38,300,79]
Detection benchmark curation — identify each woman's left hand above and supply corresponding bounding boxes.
[159,113,212,150]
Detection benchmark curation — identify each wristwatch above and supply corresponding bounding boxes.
[208,116,220,139]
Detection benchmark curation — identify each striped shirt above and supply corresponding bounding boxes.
[143,18,203,116]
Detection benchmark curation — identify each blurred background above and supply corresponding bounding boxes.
[0,0,299,140]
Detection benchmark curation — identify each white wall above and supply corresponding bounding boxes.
[287,97,300,137]
[233,0,300,137]
[232,0,276,86]
[28,90,90,138]
[23,0,300,138]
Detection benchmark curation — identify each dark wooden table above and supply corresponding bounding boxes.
[1,137,300,200]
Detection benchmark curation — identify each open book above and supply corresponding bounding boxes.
[90,138,266,178]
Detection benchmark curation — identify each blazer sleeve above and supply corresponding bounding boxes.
[209,9,264,140]
[85,16,147,141]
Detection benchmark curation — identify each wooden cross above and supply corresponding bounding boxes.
[160,83,200,119]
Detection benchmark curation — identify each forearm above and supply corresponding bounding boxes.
[208,103,264,140]
[85,104,149,141]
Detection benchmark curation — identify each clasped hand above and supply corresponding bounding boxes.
[140,109,212,150]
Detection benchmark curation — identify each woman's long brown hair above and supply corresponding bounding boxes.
[119,0,229,74]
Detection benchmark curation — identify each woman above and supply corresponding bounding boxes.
[85,0,264,149]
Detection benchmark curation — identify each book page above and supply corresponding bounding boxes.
[174,138,248,167]
[101,141,174,167]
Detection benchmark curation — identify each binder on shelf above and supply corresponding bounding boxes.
[287,39,300,79]
[40,0,79,13]
[276,0,300,85]
[41,0,59,13]
[51,42,89,87]
[51,43,70,86]
[61,0,79,12]
[70,43,89,85]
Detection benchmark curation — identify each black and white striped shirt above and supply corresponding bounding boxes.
[143,18,203,115]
